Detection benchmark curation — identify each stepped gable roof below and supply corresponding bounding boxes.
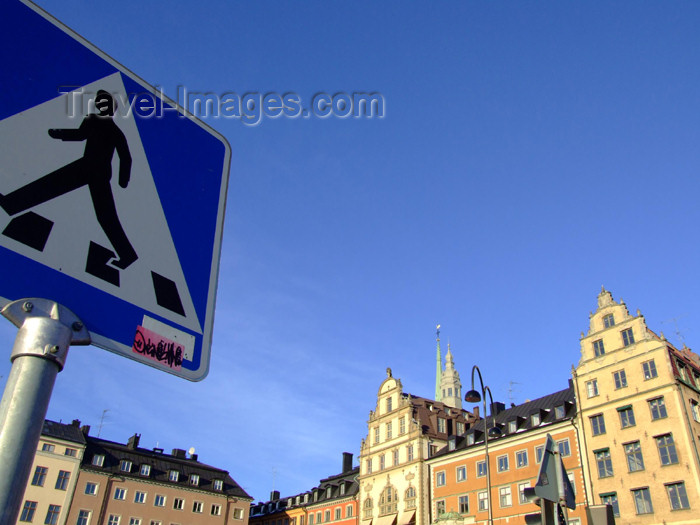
[433,383,575,457]
[82,435,251,499]
[42,420,87,445]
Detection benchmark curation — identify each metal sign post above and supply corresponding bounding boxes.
[0,298,89,523]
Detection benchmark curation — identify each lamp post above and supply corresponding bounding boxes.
[465,365,502,525]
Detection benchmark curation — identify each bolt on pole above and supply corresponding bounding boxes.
[0,298,89,524]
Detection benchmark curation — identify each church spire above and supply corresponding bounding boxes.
[440,341,463,409]
[435,324,442,401]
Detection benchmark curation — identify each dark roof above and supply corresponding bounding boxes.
[402,394,476,439]
[42,420,87,445]
[432,383,576,458]
[82,435,251,500]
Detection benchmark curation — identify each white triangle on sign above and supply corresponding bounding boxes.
[0,72,202,335]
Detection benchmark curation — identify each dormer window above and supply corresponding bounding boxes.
[119,459,132,472]
[213,479,223,491]
[603,314,615,328]
[467,434,475,446]
[139,464,151,476]
[508,420,517,433]
[189,474,200,486]
[555,405,566,419]
[531,413,541,426]
[340,484,346,496]
[169,470,179,482]
[92,454,105,467]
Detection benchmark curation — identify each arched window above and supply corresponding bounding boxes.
[363,498,373,520]
[405,486,417,509]
[379,485,398,515]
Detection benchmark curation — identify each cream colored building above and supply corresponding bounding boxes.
[358,367,476,525]
[17,420,87,525]
[574,288,700,524]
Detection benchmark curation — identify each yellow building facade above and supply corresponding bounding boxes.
[574,288,700,524]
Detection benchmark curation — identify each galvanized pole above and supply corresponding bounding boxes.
[0,298,89,523]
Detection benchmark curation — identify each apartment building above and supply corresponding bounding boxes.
[428,385,589,525]
[574,288,700,524]
[17,420,87,525]
[358,367,477,525]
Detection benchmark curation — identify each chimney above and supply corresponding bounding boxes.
[71,419,81,427]
[270,490,280,501]
[80,425,91,436]
[127,433,141,450]
[342,452,353,473]
[472,405,480,419]
[190,453,198,461]
[171,448,187,459]
[490,401,506,416]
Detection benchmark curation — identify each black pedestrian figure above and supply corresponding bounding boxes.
[0,90,138,269]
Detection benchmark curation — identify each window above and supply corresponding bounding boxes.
[436,500,446,517]
[595,449,613,478]
[128,520,140,525]
[456,465,466,482]
[586,380,599,398]
[666,482,690,510]
[600,493,619,517]
[92,454,105,467]
[119,459,132,472]
[516,450,528,468]
[85,482,98,495]
[76,510,91,525]
[622,328,635,346]
[192,502,203,513]
[114,488,126,500]
[632,488,653,514]
[399,417,406,434]
[478,491,488,511]
[618,406,636,428]
[405,486,416,509]
[154,495,165,507]
[168,470,179,482]
[346,505,353,517]
[590,414,606,435]
[365,458,372,474]
[497,455,509,472]
[386,422,393,439]
[386,396,393,412]
[613,370,627,389]
[656,434,679,465]
[531,413,541,426]
[437,418,446,433]
[107,516,120,525]
[436,471,446,487]
[213,479,223,491]
[393,449,399,466]
[508,420,517,433]
[335,508,341,520]
[324,510,331,522]
[519,482,531,504]
[20,501,37,522]
[624,441,645,472]
[379,454,385,470]
[233,508,244,520]
[407,445,414,461]
[649,397,668,420]
[374,427,380,444]
[55,470,70,490]
[379,486,398,515]
[189,474,199,486]
[64,447,77,457]
[557,439,571,457]
[44,505,61,525]
[467,434,475,446]
[134,491,146,504]
[643,359,657,379]
[593,339,605,357]
[567,472,577,495]
[535,445,545,463]
[341,483,346,495]
[476,460,486,477]
[499,486,512,507]
[42,443,55,453]
[173,498,184,510]
[555,405,566,419]
[309,514,315,525]
[31,466,47,486]
[603,314,615,328]
[149,521,161,525]
[692,400,700,423]
[456,421,464,435]
[139,464,150,476]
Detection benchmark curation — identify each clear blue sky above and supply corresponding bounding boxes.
[2,0,700,502]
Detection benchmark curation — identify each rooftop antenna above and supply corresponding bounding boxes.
[97,409,109,438]
[661,316,687,348]
[507,381,520,404]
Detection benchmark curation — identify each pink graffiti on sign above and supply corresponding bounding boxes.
[132,326,183,370]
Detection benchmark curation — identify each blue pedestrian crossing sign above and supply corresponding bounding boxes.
[0,1,231,380]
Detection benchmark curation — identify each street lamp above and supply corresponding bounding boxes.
[465,365,502,525]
